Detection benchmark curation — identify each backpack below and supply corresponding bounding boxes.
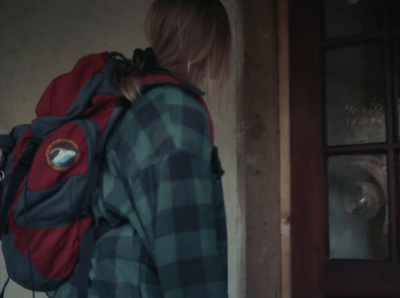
[0,52,132,296]
[0,50,215,298]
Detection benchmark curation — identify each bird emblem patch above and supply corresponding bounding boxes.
[46,139,80,171]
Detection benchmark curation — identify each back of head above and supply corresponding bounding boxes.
[146,0,231,84]
[120,0,232,101]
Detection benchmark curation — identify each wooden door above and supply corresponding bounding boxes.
[289,0,400,297]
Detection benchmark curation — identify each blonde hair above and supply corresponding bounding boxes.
[120,0,232,100]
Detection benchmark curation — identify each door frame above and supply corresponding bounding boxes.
[288,0,325,297]
[288,1,400,297]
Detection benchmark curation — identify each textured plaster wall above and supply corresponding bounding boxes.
[0,1,242,297]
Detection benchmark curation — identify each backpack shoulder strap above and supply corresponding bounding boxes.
[0,138,41,235]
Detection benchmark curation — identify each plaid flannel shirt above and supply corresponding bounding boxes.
[52,80,227,298]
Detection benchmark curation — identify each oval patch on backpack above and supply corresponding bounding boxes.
[46,139,80,171]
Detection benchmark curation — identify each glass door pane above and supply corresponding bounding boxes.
[328,154,389,259]
[325,43,386,146]
[324,0,384,39]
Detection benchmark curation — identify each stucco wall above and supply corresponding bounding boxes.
[0,1,242,297]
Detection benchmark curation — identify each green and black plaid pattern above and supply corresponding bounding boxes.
[51,84,227,298]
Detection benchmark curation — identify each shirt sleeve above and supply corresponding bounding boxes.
[153,150,228,298]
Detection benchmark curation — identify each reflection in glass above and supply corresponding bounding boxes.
[325,44,386,146]
[324,0,383,39]
[328,155,389,259]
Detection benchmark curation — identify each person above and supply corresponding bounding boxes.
[52,0,231,297]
